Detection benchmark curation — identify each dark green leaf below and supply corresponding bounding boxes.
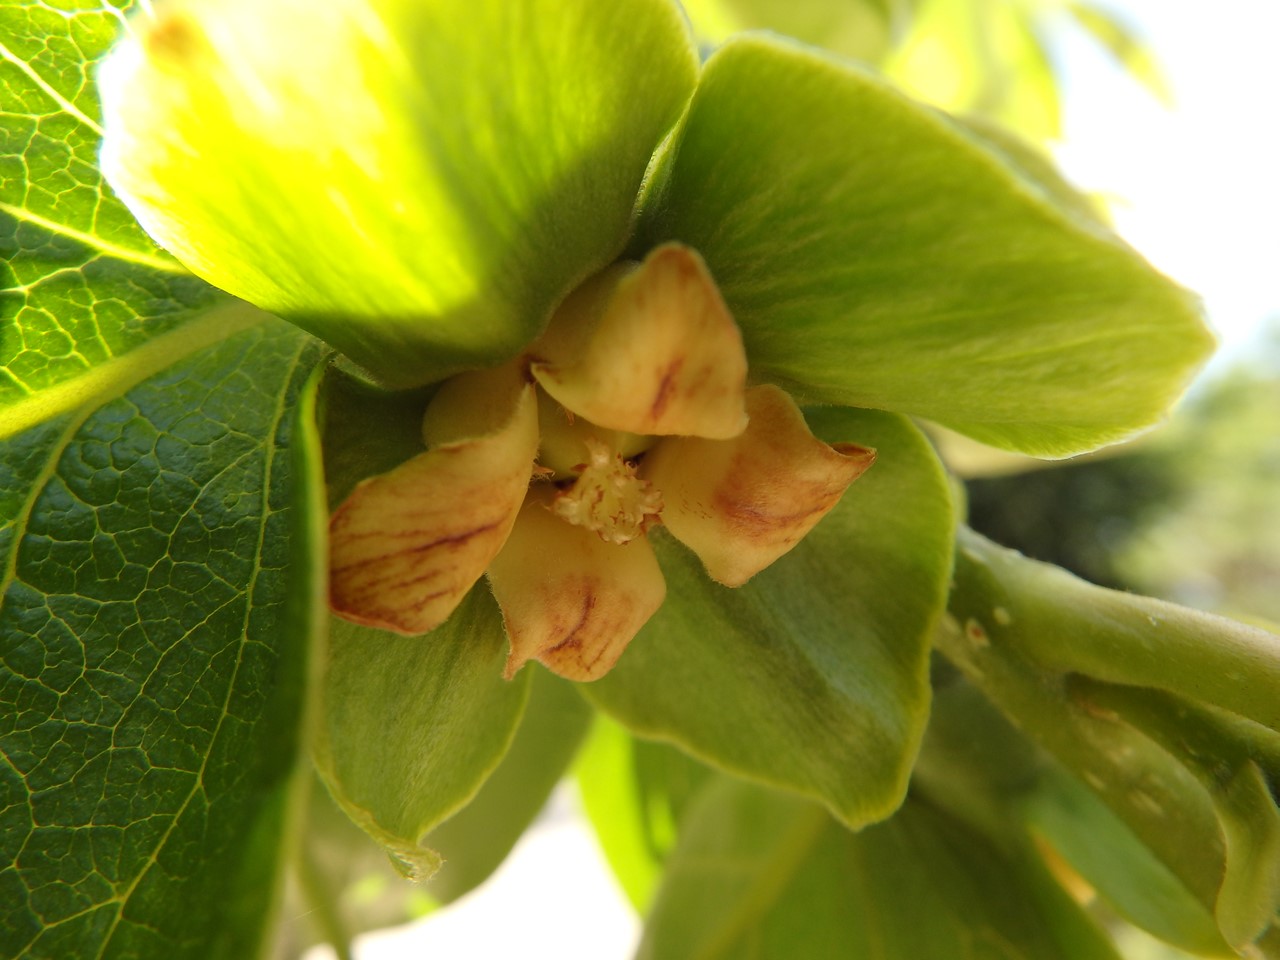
[587,408,952,828]
[1,318,326,960]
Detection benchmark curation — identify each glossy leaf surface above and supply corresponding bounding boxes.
[587,408,952,828]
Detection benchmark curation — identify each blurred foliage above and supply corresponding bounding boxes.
[680,0,1171,140]
[1119,330,1280,624]
[964,444,1181,591]
[967,321,1280,624]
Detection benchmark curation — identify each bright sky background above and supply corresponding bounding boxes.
[1052,0,1280,376]
[306,4,1280,958]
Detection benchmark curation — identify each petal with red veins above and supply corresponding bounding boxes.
[530,242,748,440]
[488,492,666,682]
[644,384,875,587]
[329,367,538,634]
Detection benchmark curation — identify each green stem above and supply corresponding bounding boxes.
[943,527,1280,951]
[954,527,1280,734]
[1073,680,1280,949]
[933,610,1226,915]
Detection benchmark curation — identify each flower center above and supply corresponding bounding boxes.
[550,436,663,545]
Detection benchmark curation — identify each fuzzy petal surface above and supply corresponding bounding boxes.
[328,370,538,633]
[488,492,667,682]
[643,385,874,586]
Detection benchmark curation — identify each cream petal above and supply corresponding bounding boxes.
[529,242,749,439]
[643,384,876,587]
[487,492,666,682]
[329,368,538,634]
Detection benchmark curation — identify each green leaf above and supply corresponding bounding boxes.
[1,318,326,960]
[423,670,593,903]
[1,0,225,421]
[313,604,532,881]
[575,715,713,912]
[639,776,1121,960]
[917,666,1229,955]
[1075,682,1280,950]
[636,35,1212,458]
[586,408,953,828]
[0,0,167,261]
[98,0,700,388]
[1022,767,1228,956]
[311,355,541,878]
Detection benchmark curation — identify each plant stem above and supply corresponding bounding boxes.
[953,527,1280,734]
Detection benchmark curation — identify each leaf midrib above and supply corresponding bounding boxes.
[0,200,184,275]
[0,302,267,441]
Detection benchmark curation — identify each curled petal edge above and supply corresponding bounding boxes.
[642,384,875,587]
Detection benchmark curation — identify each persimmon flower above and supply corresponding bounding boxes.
[328,244,874,680]
[97,0,1212,839]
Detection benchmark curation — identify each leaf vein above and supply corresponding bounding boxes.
[0,39,105,136]
[0,200,185,275]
